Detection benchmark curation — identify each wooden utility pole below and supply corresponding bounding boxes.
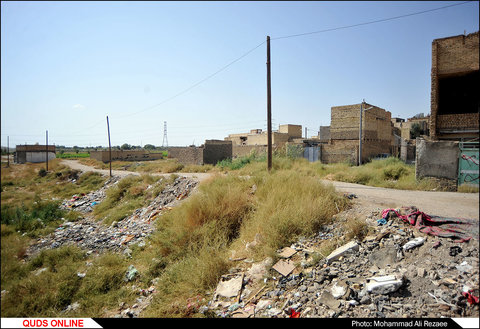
[359,101,364,166]
[46,130,48,171]
[6,136,10,167]
[266,35,272,171]
[107,116,112,177]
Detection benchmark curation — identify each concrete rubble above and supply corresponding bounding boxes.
[59,176,121,213]
[26,175,198,256]
[205,206,479,318]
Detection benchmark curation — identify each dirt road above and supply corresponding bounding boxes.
[323,179,479,220]
[61,160,479,220]
[61,159,213,182]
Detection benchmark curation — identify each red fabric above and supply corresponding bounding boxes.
[381,208,477,242]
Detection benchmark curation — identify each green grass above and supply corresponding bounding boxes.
[56,152,90,159]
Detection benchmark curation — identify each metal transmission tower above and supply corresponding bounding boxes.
[162,121,168,147]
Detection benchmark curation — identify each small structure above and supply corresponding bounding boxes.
[14,145,56,164]
[168,140,232,166]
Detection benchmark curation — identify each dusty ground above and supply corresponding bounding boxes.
[60,159,213,182]
[322,180,479,221]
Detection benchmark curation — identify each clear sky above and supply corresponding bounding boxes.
[1,1,479,148]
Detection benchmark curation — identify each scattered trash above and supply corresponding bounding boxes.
[377,218,387,226]
[402,237,425,251]
[449,246,462,257]
[125,265,138,282]
[272,259,296,277]
[456,261,473,273]
[288,308,301,318]
[366,275,403,295]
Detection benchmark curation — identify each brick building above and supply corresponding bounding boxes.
[320,103,393,164]
[430,31,479,141]
[225,124,301,147]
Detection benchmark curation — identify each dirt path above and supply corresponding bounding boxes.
[322,179,479,220]
[61,160,479,220]
[61,159,213,183]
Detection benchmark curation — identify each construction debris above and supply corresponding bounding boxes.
[205,205,479,318]
[27,176,198,256]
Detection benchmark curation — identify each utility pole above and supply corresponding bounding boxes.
[359,101,364,166]
[162,121,168,148]
[266,35,272,171]
[107,116,112,177]
[7,136,9,168]
[46,130,48,171]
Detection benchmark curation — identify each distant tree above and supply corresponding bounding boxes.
[410,123,424,139]
[121,143,131,150]
[144,144,156,150]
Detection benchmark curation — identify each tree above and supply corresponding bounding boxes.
[410,123,424,139]
[144,144,156,150]
[121,143,131,150]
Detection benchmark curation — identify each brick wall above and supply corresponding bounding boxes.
[90,150,164,163]
[168,147,204,165]
[430,31,479,140]
[203,140,232,165]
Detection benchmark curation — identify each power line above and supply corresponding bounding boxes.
[115,40,266,120]
[271,1,474,40]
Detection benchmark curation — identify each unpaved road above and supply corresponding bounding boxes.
[323,180,479,220]
[61,159,213,182]
[61,160,479,220]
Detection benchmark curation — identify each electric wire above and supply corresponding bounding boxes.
[271,1,474,40]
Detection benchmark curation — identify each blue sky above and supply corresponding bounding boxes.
[1,1,479,147]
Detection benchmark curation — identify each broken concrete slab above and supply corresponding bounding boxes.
[272,259,296,277]
[318,290,341,310]
[215,275,243,298]
[278,247,297,259]
[325,240,359,263]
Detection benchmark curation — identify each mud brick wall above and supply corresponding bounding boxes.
[90,150,164,163]
[203,140,232,165]
[321,140,358,165]
[232,145,267,158]
[437,113,480,129]
[430,31,479,139]
[319,126,331,142]
[167,147,204,166]
[16,145,56,152]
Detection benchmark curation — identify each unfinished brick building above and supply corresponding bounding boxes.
[321,103,393,164]
[430,31,479,141]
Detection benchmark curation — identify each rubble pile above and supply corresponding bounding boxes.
[27,176,198,256]
[206,206,479,318]
[59,176,121,213]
